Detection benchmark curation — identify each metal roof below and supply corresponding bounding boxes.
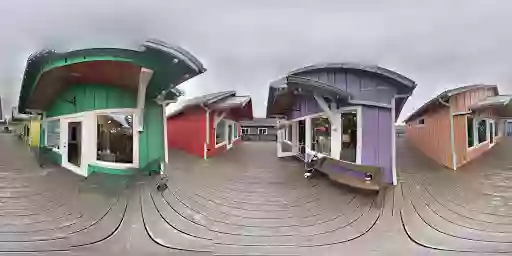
[166,91,235,117]
[288,62,417,88]
[404,84,498,123]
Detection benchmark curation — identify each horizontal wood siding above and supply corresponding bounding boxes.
[405,106,453,168]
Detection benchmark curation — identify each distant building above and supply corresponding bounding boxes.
[239,118,278,141]
[166,91,253,159]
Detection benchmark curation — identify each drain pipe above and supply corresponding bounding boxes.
[200,104,210,160]
[439,98,457,170]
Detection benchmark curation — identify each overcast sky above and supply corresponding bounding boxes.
[1,0,511,122]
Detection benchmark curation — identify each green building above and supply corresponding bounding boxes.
[17,39,205,176]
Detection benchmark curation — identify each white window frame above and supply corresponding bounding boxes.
[233,122,239,139]
[474,118,489,147]
[43,118,61,152]
[258,128,268,135]
[284,124,293,143]
[215,119,227,148]
[42,108,139,173]
[291,105,362,164]
[94,109,139,169]
[241,127,249,135]
[466,115,476,149]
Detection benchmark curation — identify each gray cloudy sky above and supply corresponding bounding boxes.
[1,0,511,122]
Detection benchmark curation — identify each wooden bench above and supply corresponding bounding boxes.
[312,156,384,192]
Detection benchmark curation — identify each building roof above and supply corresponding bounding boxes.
[166,91,253,118]
[18,39,206,113]
[239,118,277,127]
[266,62,417,119]
[287,62,417,88]
[404,84,498,123]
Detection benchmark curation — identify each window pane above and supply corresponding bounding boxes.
[467,116,474,147]
[46,120,60,149]
[287,125,293,141]
[311,116,331,155]
[495,121,499,136]
[97,114,133,163]
[477,119,487,144]
[341,112,357,162]
[216,120,226,144]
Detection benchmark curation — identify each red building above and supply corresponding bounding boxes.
[166,91,253,159]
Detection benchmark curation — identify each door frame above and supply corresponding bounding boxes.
[61,115,86,176]
[226,122,234,149]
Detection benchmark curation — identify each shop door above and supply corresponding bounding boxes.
[61,117,85,176]
[489,121,495,145]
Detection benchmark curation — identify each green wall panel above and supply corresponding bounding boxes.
[88,164,135,175]
[138,102,164,173]
[46,84,137,117]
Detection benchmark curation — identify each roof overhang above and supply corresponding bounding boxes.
[266,75,352,118]
[469,95,512,111]
[18,39,206,114]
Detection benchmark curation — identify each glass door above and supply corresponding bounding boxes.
[61,117,85,175]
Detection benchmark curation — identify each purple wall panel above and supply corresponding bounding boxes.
[361,106,393,183]
[288,95,323,120]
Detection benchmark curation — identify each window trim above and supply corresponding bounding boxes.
[215,119,227,147]
[289,105,362,164]
[475,118,489,147]
[94,109,138,168]
[241,128,249,135]
[258,128,268,135]
[466,115,476,149]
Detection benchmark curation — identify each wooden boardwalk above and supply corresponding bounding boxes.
[0,133,510,255]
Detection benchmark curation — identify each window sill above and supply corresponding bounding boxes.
[468,141,488,150]
[94,160,136,169]
[215,142,227,148]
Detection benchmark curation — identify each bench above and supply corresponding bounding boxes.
[312,156,384,192]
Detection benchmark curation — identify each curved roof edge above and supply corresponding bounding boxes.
[287,62,417,89]
[143,39,206,73]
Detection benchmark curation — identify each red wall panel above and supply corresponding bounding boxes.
[167,107,206,158]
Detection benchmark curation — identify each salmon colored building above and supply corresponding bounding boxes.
[166,91,253,159]
[404,84,512,170]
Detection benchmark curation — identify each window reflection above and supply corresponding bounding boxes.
[341,112,357,163]
[311,116,331,155]
[97,114,133,163]
[216,120,226,144]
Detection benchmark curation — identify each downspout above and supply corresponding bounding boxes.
[200,104,210,160]
[392,95,411,185]
[439,97,457,170]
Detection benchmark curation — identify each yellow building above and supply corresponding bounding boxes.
[15,117,40,148]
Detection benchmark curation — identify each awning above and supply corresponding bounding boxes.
[469,95,512,110]
[209,96,251,110]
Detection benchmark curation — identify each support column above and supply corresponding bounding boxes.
[330,113,342,160]
[291,121,299,154]
[305,117,312,161]
[136,68,154,132]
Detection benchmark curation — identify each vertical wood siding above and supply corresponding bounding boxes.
[405,106,453,168]
[361,106,393,183]
[450,88,499,168]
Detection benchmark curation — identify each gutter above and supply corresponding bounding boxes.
[200,104,210,160]
[439,98,457,170]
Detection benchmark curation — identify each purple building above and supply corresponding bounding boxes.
[266,63,416,185]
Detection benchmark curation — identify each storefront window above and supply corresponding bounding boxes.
[216,120,226,145]
[341,112,357,162]
[287,124,293,141]
[97,114,134,163]
[467,116,474,147]
[46,119,60,149]
[311,116,331,155]
[477,119,487,144]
